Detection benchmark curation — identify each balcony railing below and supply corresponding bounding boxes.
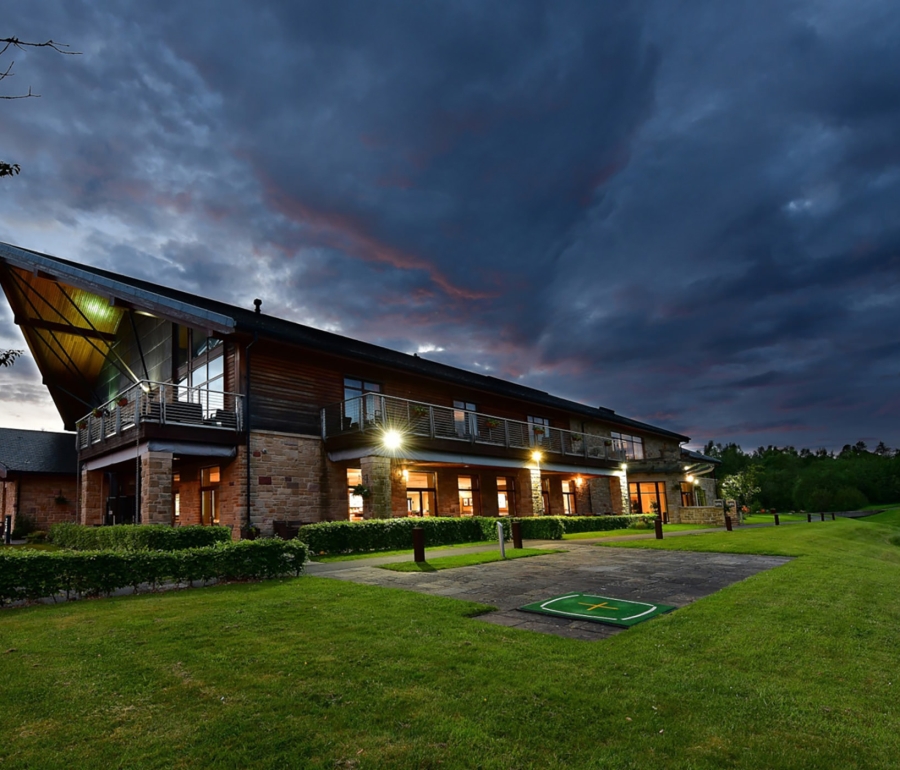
[76,380,244,450]
[321,394,626,463]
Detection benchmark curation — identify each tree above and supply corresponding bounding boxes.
[720,468,761,511]
[1,36,79,176]
[0,349,23,367]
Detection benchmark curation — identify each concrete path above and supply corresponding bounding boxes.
[307,539,791,642]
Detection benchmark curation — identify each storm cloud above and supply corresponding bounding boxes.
[2,0,899,450]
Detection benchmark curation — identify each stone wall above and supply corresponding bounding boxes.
[678,505,726,526]
[589,476,614,515]
[80,467,104,526]
[140,451,173,524]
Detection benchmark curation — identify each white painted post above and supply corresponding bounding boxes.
[497,520,506,559]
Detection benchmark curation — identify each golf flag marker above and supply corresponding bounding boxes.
[519,593,675,628]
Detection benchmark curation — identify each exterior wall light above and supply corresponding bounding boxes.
[382,429,403,450]
[621,463,628,471]
[402,468,409,480]
[575,476,583,487]
[686,474,695,484]
[531,450,543,463]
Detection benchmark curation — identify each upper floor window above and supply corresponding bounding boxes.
[175,327,224,415]
[528,415,550,446]
[453,400,477,438]
[611,431,644,460]
[343,377,382,427]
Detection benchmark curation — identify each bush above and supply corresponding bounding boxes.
[25,530,48,544]
[11,514,36,539]
[299,514,659,555]
[0,539,308,606]
[49,523,232,551]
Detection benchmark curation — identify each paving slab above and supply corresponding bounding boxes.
[307,542,791,641]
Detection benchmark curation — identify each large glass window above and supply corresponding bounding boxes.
[458,475,480,516]
[541,477,551,515]
[497,476,517,516]
[176,330,225,417]
[453,400,478,438]
[611,432,644,460]
[528,416,550,446]
[680,482,696,507]
[347,469,364,520]
[629,481,667,520]
[407,471,436,516]
[343,377,381,428]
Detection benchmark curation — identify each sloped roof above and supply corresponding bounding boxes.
[0,241,689,442]
[0,428,77,476]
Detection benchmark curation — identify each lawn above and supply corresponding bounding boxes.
[312,539,496,562]
[1,512,899,768]
[741,512,808,525]
[379,547,559,572]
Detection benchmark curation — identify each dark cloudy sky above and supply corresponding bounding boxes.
[2,1,899,452]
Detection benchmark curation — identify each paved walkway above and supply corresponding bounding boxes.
[307,538,791,641]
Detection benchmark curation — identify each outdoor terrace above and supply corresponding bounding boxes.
[321,394,627,465]
[75,380,244,452]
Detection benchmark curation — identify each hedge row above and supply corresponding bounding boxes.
[299,514,657,555]
[0,539,308,606]
[49,523,232,551]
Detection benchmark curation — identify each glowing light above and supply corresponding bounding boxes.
[382,429,403,450]
[686,475,695,483]
[575,476,583,487]
[621,463,628,471]
[402,468,409,480]
[531,450,543,463]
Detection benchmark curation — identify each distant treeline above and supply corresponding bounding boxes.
[704,441,900,512]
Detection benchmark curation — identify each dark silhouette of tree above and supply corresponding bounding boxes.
[0,349,23,367]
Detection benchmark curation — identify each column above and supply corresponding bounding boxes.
[80,466,104,525]
[360,455,392,519]
[140,451,174,524]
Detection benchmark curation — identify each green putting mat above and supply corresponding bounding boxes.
[519,593,675,628]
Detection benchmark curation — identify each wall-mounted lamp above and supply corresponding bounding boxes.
[575,476,583,487]
[382,429,403,450]
[531,450,543,463]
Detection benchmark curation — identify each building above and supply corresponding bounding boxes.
[0,242,721,536]
[0,427,78,535]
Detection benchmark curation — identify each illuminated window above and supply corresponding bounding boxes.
[347,469,364,520]
[407,471,436,516]
[200,466,221,526]
[458,475,479,516]
[629,482,667,520]
[562,480,576,515]
[176,328,225,417]
[497,476,517,516]
[343,377,382,427]
[611,432,644,460]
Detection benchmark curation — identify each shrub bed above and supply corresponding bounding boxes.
[0,539,308,606]
[300,514,659,555]
[49,523,232,551]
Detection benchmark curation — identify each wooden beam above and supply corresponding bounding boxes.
[14,315,116,342]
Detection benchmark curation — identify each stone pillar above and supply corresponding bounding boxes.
[391,460,408,517]
[529,468,544,515]
[611,473,630,515]
[140,451,174,524]
[360,455,392,519]
[574,478,592,515]
[80,466,104,525]
[588,476,614,515]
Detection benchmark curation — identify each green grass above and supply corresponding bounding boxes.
[379,547,560,572]
[311,539,496,562]
[1,513,899,768]
[741,512,808,525]
[564,522,713,539]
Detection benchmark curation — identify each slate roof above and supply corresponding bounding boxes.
[0,241,689,442]
[0,428,78,476]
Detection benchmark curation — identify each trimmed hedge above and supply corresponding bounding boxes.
[49,523,232,551]
[0,539,308,606]
[299,514,658,555]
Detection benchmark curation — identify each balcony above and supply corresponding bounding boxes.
[321,394,626,465]
[76,380,244,451]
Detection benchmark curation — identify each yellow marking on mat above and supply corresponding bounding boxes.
[578,601,618,612]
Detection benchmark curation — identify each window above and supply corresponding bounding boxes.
[347,469,364,520]
[458,475,480,516]
[629,481,667,521]
[453,400,478,438]
[528,416,550,446]
[611,432,644,460]
[541,477,551,515]
[680,482,696,508]
[497,476,517,516]
[562,480,576,515]
[343,377,382,427]
[176,329,225,417]
[407,471,437,517]
[200,466,221,526]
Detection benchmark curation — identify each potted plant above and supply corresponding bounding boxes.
[532,426,545,436]
[76,419,88,430]
[411,405,429,418]
[241,524,260,540]
[352,483,371,499]
[91,408,104,418]
[54,491,69,505]
[485,418,501,429]
[117,397,129,407]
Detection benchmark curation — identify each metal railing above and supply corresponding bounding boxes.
[76,380,244,450]
[321,394,626,462]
